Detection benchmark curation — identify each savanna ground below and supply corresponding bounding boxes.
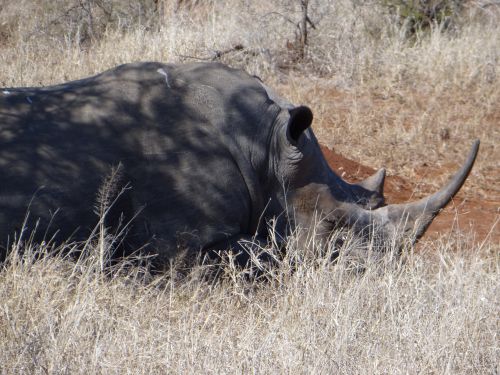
[0,1,499,373]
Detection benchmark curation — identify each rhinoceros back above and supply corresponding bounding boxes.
[0,62,275,259]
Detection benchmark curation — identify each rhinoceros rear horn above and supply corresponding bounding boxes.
[357,168,386,195]
[287,106,313,143]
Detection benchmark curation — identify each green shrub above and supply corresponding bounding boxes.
[382,0,465,37]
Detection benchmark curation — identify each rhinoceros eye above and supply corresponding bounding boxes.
[287,106,313,144]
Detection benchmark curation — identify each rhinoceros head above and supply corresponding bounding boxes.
[269,102,479,250]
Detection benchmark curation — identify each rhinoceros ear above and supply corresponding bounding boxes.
[287,106,313,144]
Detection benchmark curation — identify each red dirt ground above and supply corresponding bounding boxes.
[320,145,499,245]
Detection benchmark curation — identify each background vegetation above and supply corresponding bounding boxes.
[0,0,498,373]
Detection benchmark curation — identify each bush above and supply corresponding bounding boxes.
[382,0,465,37]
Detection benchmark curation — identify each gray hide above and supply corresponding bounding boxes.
[0,62,479,263]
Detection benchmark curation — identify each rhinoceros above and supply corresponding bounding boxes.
[0,62,479,264]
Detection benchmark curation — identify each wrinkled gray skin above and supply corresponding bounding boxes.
[0,62,479,264]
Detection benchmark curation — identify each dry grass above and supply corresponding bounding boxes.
[1,0,499,373]
[0,233,498,374]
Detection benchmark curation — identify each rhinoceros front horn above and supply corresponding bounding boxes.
[381,140,480,242]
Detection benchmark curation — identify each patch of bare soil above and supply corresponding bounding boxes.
[320,145,500,245]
